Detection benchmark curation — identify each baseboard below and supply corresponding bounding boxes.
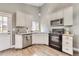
[11,45,79,52]
[73,48,79,52]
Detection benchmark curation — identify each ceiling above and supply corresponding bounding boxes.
[25,3,45,7]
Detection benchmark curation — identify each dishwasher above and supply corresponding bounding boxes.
[23,34,32,48]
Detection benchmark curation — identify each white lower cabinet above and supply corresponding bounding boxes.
[16,11,32,33]
[16,11,26,26]
[62,34,73,55]
[63,7,73,26]
[15,35,22,48]
[0,34,10,51]
[32,33,49,45]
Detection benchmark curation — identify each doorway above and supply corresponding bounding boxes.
[0,12,12,51]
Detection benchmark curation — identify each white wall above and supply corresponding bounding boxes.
[71,4,79,50]
[0,3,39,46]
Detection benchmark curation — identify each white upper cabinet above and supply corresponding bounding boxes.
[56,10,63,19]
[16,11,26,26]
[25,14,32,30]
[63,7,73,26]
[51,10,63,20]
[50,6,73,26]
[16,11,33,31]
[51,12,57,20]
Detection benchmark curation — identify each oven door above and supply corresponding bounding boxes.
[51,35,59,43]
[49,34,62,51]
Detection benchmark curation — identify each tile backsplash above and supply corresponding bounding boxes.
[16,26,28,34]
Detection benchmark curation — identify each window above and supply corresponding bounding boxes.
[32,21,40,31]
[0,16,8,33]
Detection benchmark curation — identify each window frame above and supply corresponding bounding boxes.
[32,21,40,31]
[0,12,11,33]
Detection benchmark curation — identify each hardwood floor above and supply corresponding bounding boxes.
[74,51,79,56]
[0,45,78,56]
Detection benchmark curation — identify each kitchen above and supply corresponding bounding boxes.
[0,3,79,56]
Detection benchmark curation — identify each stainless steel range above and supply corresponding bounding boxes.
[49,29,64,51]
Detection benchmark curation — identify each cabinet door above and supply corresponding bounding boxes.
[56,10,63,19]
[42,34,49,45]
[16,11,26,26]
[25,14,32,31]
[32,34,48,45]
[63,46,73,55]
[32,34,41,44]
[0,34,10,51]
[51,13,57,20]
[51,10,63,20]
[64,7,73,26]
[15,35,22,48]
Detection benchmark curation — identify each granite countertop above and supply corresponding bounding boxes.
[32,32,49,34]
[16,31,49,35]
[16,33,32,35]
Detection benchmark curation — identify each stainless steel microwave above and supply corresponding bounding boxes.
[50,18,64,26]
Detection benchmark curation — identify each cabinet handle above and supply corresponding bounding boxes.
[30,36,32,38]
[26,36,27,39]
[26,36,28,40]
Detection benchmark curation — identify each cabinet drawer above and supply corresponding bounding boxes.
[64,7,73,26]
[63,41,72,46]
[63,47,73,55]
[62,37,73,48]
[62,43,73,50]
[63,36,73,42]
